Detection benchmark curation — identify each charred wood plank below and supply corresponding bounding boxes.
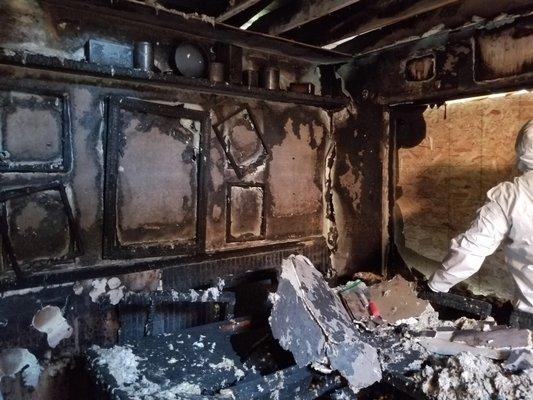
[216,0,264,22]
[0,52,349,109]
[260,0,363,35]
[321,0,460,49]
[335,0,533,54]
[420,291,492,319]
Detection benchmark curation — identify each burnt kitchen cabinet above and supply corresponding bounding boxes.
[0,183,82,278]
[0,87,72,173]
[103,97,210,259]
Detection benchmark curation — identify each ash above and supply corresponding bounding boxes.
[412,352,533,400]
[91,345,202,399]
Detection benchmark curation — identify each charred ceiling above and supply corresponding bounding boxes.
[144,0,533,56]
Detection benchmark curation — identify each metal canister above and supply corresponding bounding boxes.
[209,62,225,83]
[243,68,259,88]
[262,67,279,90]
[133,41,153,71]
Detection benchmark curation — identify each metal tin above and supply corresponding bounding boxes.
[209,62,225,83]
[85,39,133,68]
[289,82,315,95]
[262,67,279,90]
[243,69,259,88]
[133,41,153,71]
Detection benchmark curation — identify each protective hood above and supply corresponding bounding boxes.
[516,120,533,171]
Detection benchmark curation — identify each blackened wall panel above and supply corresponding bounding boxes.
[103,97,207,259]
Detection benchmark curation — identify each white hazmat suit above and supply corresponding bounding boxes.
[429,120,533,313]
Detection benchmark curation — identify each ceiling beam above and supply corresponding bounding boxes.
[216,0,264,22]
[159,0,230,16]
[335,0,533,54]
[322,0,461,49]
[265,0,363,35]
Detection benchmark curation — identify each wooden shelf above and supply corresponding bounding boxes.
[0,50,349,110]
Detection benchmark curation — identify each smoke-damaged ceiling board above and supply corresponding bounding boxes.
[210,0,532,57]
[157,0,231,17]
[251,0,363,36]
[216,0,265,23]
[291,0,461,48]
[270,255,382,390]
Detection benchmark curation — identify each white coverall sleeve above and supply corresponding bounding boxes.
[428,183,512,293]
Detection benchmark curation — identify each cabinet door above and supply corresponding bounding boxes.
[103,97,208,259]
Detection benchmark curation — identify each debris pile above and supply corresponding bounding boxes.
[91,342,238,399]
[269,255,382,390]
[412,352,533,400]
[269,256,533,397]
[339,275,430,324]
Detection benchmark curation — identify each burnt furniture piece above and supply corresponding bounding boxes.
[86,287,343,399]
[103,97,210,260]
[117,288,235,343]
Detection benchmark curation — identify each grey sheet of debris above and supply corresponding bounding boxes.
[269,255,381,390]
[451,328,532,349]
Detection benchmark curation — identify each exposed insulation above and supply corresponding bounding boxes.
[397,90,533,300]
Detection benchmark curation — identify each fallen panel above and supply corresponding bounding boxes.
[451,328,532,350]
[369,275,430,324]
[269,255,381,390]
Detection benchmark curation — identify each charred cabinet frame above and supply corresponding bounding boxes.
[103,97,210,259]
[0,182,83,279]
[226,182,267,243]
[0,86,72,173]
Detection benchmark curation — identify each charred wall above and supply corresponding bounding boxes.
[0,0,331,289]
[0,1,338,398]
[337,11,533,297]
[327,103,385,280]
[398,92,533,300]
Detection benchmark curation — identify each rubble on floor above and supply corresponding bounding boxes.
[269,255,382,390]
[339,275,430,324]
[269,257,533,398]
[370,275,430,324]
[90,325,249,399]
[412,352,533,400]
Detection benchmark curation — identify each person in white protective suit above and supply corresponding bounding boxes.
[428,120,533,313]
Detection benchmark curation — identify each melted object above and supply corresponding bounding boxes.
[269,255,381,390]
[32,305,73,348]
